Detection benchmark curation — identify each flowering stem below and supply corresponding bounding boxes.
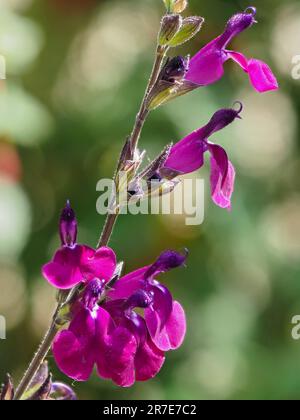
[130,45,166,152]
[13,304,61,400]
[98,210,119,248]
[14,30,168,402]
[98,45,167,248]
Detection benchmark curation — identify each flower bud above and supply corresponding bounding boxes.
[51,382,77,400]
[173,0,188,13]
[163,0,188,14]
[159,14,182,46]
[168,16,204,47]
[28,374,52,400]
[161,56,189,83]
[59,200,77,247]
[147,56,189,109]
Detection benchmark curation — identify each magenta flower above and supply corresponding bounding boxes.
[108,250,187,352]
[99,292,165,387]
[53,280,108,381]
[42,201,117,289]
[160,105,242,209]
[186,7,278,93]
[53,280,165,387]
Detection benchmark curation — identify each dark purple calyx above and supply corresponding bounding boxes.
[161,56,189,83]
[59,200,77,247]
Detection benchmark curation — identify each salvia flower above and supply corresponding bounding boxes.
[42,201,117,289]
[185,7,278,93]
[53,279,165,386]
[160,105,243,209]
[53,278,106,381]
[108,250,187,352]
[99,293,165,387]
[53,250,186,387]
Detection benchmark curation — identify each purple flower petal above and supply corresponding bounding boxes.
[228,52,278,93]
[247,59,279,93]
[95,306,115,380]
[108,267,147,301]
[98,326,138,388]
[164,108,242,176]
[43,245,117,290]
[165,301,186,350]
[145,301,186,351]
[135,336,165,382]
[226,50,249,71]
[164,128,206,173]
[53,331,94,381]
[80,246,117,283]
[185,39,225,86]
[185,9,278,93]
[210,154,236,210]
[42,245,86,289]
[150,283,173,330]
[208,143,229,187]
[52,307,96,381]
[186,9,256,86]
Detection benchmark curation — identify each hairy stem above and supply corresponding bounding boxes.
[13,305,61,400]
[14,35,167,402]
[98,45,167,248]
[97,210,119,248]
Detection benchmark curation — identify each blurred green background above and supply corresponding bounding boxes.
[0,0,300,400]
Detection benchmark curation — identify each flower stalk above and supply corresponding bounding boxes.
[97,44,168,248]
[10,2,279,399]
[13,23,169,401]
[13,304,61,400]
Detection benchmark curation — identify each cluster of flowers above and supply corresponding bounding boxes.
[139,6,277,210]
[43,202,186,386]
[42,5,278,387]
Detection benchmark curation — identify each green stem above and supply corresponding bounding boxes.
[98,45,167,248]
[14,35,168,403]
[13,305,60,400]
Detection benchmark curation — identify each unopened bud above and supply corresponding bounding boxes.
[168,16,204,47]
[51,382,77,401]
[161,56,189,83]
[173,0,188,13]
[28,374,52,401]
[59,200,77,247]
[163,0,188,14]
[159,14,182,46]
